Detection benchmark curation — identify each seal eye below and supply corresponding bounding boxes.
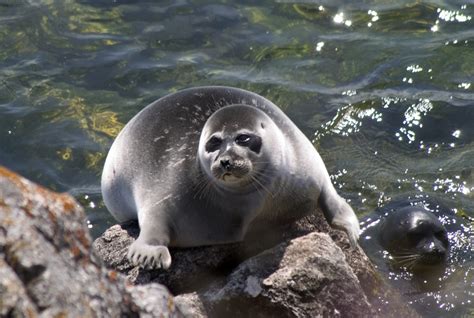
[235,134,262,154]
[235,134,251,145]
[435,230,449,245]
[408,231,423,243]
[205,136,222,153]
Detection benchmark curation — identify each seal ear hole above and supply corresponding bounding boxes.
[261,122,265,129]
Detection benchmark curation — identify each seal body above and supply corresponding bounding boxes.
[102,86,359,269]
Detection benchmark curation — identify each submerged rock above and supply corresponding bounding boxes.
[0,166,182,317]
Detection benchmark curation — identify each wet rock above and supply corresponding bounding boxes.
[94,212,419,317]
[0,166,182,317]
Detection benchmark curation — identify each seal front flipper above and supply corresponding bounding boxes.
[319,186,360,247]
[127,212,172,270]
[128,241,171,270]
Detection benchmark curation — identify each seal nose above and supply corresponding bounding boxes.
[426,240,446,254]
[220,159,232,171]
[422,239,447,264]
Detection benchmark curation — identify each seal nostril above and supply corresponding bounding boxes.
[220,159,231,171]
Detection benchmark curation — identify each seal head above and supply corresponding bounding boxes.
[198,105,283,192]
[379,206,449,270]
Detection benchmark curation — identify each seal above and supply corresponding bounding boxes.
[101,86,360,269]
[359,198,472,314]
[378,206,449,270]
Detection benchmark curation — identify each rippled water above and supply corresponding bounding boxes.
[0,0,472,316]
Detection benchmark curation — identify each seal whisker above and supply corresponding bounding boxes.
[251,171,276,197]
[251,172,271,187]
[192,178,207,194]
[393,251,417,255]
[199,179,215,202]
[395,248,420,253]
[392,252,420,257]
[393,256,420,264]
[250,175,274,198]
[252,169,276,184]
[393,255,419,261]
[392,252,420,258]
[249,176,265,198]
[192,174,217,206]
[404,258,420,270]
[192,175,210,198]
[254,170,289,197]
[393,255,421,268]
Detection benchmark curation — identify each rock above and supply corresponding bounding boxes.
[0,164,416,317]
[0,166,183,317]
[93,222,243,293]
[203,232,373,317]
[127,283,182,318]
[174,293,207,318]
[94,212,419,317]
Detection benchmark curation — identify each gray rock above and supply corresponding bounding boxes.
[94,222,243,293]
[94,213,419,317]
[0,258,38,317]
[203,232,373,317]
[127,283,182,318]
[0,166,183,317]
[174,292,207,318]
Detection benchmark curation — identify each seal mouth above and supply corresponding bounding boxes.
[221,172,243,182]
[222,172,233,180]
[212,160,251,182]
[391,250,447,271]
[419,251,447,265]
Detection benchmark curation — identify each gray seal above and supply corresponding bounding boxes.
[378,206,449,270]
[101,86,359,269]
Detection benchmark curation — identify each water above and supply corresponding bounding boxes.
[0,0,472,316]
